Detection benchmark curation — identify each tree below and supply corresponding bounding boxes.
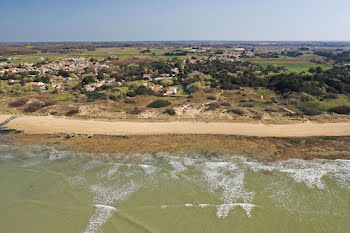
[82,76,95,84]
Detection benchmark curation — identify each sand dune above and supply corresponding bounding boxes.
[2,115,350,137]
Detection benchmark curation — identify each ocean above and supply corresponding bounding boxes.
[0,135,349,233]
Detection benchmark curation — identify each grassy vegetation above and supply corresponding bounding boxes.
[315,96,350,111]
[240,54,331,73]
[6,47,331,75]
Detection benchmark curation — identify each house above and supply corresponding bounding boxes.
[52,83,63,89]
[171,67,179,74]
[160,73,170,77]
[189,59,197,64]
[106,78,116,84]
[150,85,163,93]
[164,86,179,96]
[25,82,45,86]
[96,80,106,87]
[143,74,153,80]
[154,76,173,81]
[85,85,95,92]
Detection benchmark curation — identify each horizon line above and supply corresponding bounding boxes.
[1,40,350,44]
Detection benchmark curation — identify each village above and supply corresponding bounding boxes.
[0,47,254,97]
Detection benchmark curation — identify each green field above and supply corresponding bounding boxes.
[5,47,333,74]
[5,47,200,64]
[241,54,332,73]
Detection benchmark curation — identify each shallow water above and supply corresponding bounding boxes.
[0,140,349,233]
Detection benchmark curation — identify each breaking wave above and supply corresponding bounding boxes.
[1,144,350,232]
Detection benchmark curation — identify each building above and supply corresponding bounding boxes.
[164,86,179,96]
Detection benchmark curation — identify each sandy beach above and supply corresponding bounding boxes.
[1,115,350,137]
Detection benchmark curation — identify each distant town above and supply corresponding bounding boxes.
[0,47,254,96]
[0,41,349,120]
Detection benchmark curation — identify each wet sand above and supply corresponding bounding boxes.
[2,115,350,137]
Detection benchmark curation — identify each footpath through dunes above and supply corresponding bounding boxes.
[2,115,350,137]
[0,115,12,124]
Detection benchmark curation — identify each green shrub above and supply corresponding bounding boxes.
[109,95,119,101]
[297,102,326,113]
[147,100,171,108]
[126,91,137,97]
[323,93,339,99]
[86,91,107,101]
[164,108,176,115]
[329,105,350,115]
[135,86,154,95]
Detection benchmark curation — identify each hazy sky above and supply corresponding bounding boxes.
[1,0,349,42]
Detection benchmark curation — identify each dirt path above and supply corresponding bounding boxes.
[3,115,350,137]
[273,103,296,114]
[0,115,17,128]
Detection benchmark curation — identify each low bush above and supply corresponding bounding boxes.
[109,95,119,101]
[147,100,171,108]
[240,103,254,108]
[302,108,322,116]
[264,107,278,112]
[206,96,216,100]
[130,107,143,115]
[8,98,27,107]
[65,108,79,116]
[205,102,221,111]
[126,91,137,97]
[297,102,325,115]
[221,102,231,107]
[328,105,350,115]
[86,91,107,101]
[323,93,339,99]
[24,102,43,112]
[252,115,263,120]
[135,86,154,95]
[44,99,57,107]
[124,98,136,104]
[204,88,215,93]
[164,108,176,115]
[228,108,246,116]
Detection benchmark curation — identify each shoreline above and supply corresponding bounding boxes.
[5,133,350,162]
[2,115,350,137]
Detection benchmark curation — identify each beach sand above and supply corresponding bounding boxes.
[2,115,350,137]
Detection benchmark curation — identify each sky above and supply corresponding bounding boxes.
[1,0,349,42]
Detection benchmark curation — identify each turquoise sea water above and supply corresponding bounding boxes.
[0,136,349,233]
